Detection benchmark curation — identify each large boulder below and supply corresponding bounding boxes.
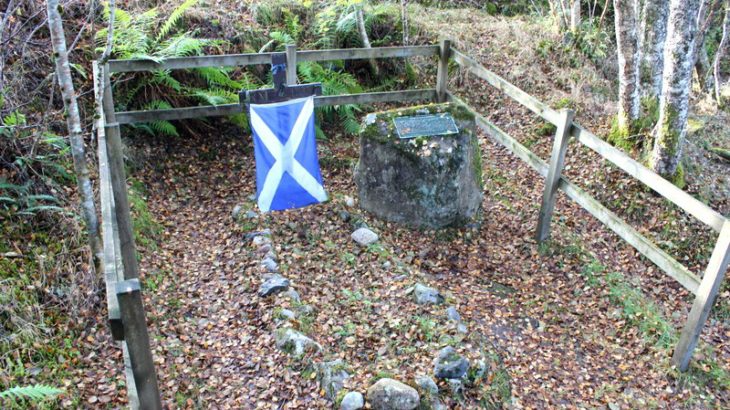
[355,103,482,229]
[367,378,420,410]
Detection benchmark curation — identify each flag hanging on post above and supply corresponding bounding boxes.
[249,96,327,212]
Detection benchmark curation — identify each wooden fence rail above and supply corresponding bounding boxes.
[93,44,728,409]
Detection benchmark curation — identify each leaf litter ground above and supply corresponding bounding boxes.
[108,95,729,408]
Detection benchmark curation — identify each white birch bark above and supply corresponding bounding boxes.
[47,0,102,266]
[713,0,730,105]
[570,0,582,31]
[614,0,641,134]
[650,0,702,176]
[639,0,669,98]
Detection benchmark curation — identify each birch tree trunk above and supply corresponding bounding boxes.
[47,0,102,267]
[401,0,408,46]
[694,0,716,93]
[713,0,730,106]
[356,7,379,76]
[614,0,641,135]
[639,0,669,98]
[650,0,702,176]
[570,0,582,31]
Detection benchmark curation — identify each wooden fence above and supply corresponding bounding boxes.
[93,42,729,407]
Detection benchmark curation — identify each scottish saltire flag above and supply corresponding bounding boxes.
[249,96,327,212]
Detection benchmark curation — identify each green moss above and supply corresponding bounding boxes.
[670,163,686,189]
[471,132,484,189]
[128,179,162,252]
[535,122,557,136]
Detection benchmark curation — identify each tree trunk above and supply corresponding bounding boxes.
[570,0,582,31]
[47,0,102,267]
[696,41,713,91]
[614,0,641,134]
[639,0,669,98]
[693,0,716,93]
[550,0,571,30]
[401,0,409,46]
[650,0,702,176]
[713,0,730,106]
[356,7,379,76]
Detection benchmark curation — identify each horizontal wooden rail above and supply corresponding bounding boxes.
[116,90,438,125]
[448,93,702,294]
[570,125,725,233]
[297,45,439,62]
[116,104,241,125]
[108,53,275,73]
[451,49,562,125]
[108,46,439,73]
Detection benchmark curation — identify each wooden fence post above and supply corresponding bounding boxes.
[117,279,161,409]
[535,109,575,242]
[673,221,730,371]
[286,44,297,86]
[102,65,140,281]
[436,39,451,103]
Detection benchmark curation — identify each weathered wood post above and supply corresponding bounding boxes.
[286,44,297,86]
[673,221,730,371]
[117,279,161,409]
[102,64,140,281]
[436,39,451,103]
[535,109,575,242]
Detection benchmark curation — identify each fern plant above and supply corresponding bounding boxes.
[97,0,257,136]
[0,384,63,405]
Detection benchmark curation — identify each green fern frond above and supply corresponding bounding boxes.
[188,87,237,106]
[0,384,63,402]
[158,33,212,57]
[194,67,244,89]
[148,121,179,137]
[270,31,295,47]
[136,101,179,137]
[151,70,182,91]
[157,0,199,41]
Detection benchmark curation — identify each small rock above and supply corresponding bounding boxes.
[366,378,420,410]
[260,257,279,273]
[414,283,444,305]
[282,288,301,303]
[232,204,243,220]
[351,227,379,246]
[245,229,272,240]
[339,210,351,222]
[317,359,350,400]
[340,391,364,410]
[457,323,468,334]
[258,274,289,297]
[433,346,469,379]
[277,309,296,321]
[248,193,257,201]
[414,375,438,398]
[245,210,258,219]
[296,304,314,315]
[344,196,356,207]
[257,243,273,254]
[274,328,321,356]
[252,235,272,247]
[382,261,392,270]
[446,306,461,322]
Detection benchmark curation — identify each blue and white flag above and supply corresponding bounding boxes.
[249,96,327,212]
